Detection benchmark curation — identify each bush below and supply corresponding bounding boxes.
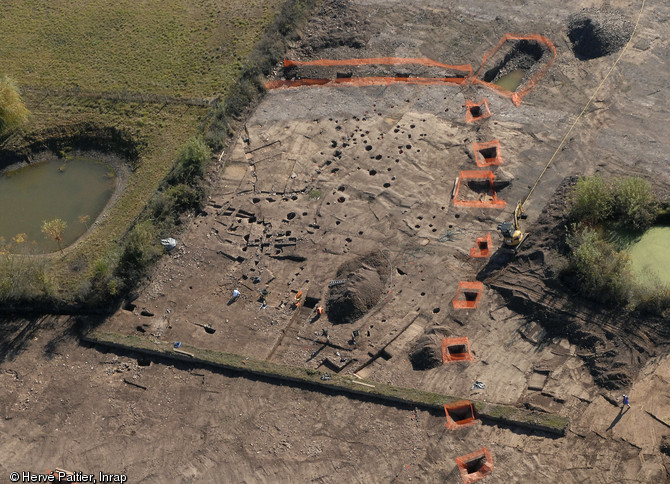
[164,137,211,187]
[0,75,29,134]
[568,175,613,224]
[613,177,659,231]
[567,224,631,304]
[115,220,163,286]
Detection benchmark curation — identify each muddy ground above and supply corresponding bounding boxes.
[3,0,670,482]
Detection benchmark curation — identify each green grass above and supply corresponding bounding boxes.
[84,330,570,436]
[0,0,280,98]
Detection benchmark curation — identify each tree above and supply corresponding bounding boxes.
[42,219,67,253]
[613,177,659,231]
[0,76,29,134]
[568,175,614,225]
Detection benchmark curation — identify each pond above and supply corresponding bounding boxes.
[0,156,117,253]
[493,68,526,92]
[627,226,670,289]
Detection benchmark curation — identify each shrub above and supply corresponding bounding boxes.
[613,177,660,231]
[568,175,613,224]
[115,220,163,285]
[164,137,211,187]
[567,224,631,304]
[0,75,29,134]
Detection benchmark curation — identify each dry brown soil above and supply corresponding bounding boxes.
[3,0,670,482]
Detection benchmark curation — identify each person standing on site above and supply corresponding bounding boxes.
[622,394,630,408]
[232,288,241,299]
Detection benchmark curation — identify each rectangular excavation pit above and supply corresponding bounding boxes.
[442,337,474,363]
[472,140,503,167]
[465,99,491,123]
[453,171,506,208]
[303,296,320,309]
[455,447,493,484]
[444,400,477,429]
[527,369,550,391]
[470,232,492,258]
[472,33,557,106]
[452,281,483,309]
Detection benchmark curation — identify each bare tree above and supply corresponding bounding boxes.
[42,219,67,253]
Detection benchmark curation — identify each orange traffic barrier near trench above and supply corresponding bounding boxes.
[453,171,506,208]
[455,447,493,484]
[470,232,492,258]
[472,33,557,106]
[442,337,474,363]
[452,281,483,309]
[464,98,490,123]
[472,140,503,167]
[444,400,478,430]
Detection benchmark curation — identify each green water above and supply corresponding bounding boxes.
[627,226,670,289]
[0,157,116,253]
[493,69,526,92]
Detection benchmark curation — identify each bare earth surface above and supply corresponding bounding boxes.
[3,0,670,482]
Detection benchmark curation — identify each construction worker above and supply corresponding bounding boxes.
[316,306,323,316]
[622,394,630,408]
[232,288,241,299]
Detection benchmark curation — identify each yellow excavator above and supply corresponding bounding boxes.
[497,200,528,251]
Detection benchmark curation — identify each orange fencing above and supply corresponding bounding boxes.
[442,337,474,363]
[265,57,473,90]
[455,447,493,484]
[283,57,473,73]
[472,140,503,167]
[444,400,478,430]
[453,170,506,208]
[452,281,483,309]
[464,99,490,123]
[472,33,557,106]
[470,232,492,258]
[266,76,469,90]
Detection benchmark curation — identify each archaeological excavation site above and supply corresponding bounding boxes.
[2,0,670,482]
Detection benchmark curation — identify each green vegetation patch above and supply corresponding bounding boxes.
[0,0,280,98]
[566,175,669,314]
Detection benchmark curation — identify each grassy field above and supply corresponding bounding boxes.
[0,0,289,304]
[0,0,279,98]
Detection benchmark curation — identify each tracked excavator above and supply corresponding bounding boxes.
[497,199,528,251]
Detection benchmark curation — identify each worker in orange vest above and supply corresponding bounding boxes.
[316,306,323,315]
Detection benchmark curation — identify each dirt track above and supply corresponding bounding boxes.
[3,0,670,482]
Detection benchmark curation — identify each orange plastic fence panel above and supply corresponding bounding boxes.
[442,337,474,363]
[471,33,557,106]
[444,400,477,430]
[452,281,483,309]
[464,99,490,123]
[472,140,503,167]
[470,232,492,258]
[265,76,468,90]
[453,171,506,208]
[283,57,473,76]
[455,447,493,484]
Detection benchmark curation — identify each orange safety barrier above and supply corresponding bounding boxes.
[472,33,557,106]
[283,57,473,74]
[464,99,490,123]
[453,171,506,208]
[470,232,492,258]
[472,140,503,167]
[266,76,469,90]
[455,447,493,484]
[452,281,483,309]
[444,400,477,430]
[265,57,474,90]
[442,337,474,362]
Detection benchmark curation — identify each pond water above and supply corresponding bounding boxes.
[627,226,670,289]
[0,156,117,253]
[493,69,526,92]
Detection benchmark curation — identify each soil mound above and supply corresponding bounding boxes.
[409,334,443,370]
[326,251,389,324]
[567,9,633,60]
